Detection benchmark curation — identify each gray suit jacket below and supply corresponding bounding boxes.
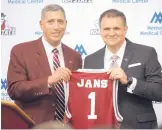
[84,38,162,129]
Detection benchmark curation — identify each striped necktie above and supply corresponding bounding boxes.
[110,55,119,68]
[52,48,65,122]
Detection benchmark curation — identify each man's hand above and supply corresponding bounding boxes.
[107,67,128,85]
[48,67,72,86]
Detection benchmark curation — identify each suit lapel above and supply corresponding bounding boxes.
[62,44,73,70]
[35,37,51,76]
[121,39,135,71]
[97,47,105,69]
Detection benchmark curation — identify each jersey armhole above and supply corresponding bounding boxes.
[64,82,72,119]
[113,80,123,122]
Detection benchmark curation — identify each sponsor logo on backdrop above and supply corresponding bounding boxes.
[140,12,162,36]
[112,0,148,4]
[150,12,162,24]
[1,79,7,90]
[90,19,100,35]
[1,79,12,101]
[74,44,87,58]
[8,0,44,4]
[62,0,92,3]
[1,13,16,36]
[35,31,70,36]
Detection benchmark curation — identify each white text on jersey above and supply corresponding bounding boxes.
[77,79,108,88]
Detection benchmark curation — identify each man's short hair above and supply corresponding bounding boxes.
[41,4,66,20]
[99,9,127,27]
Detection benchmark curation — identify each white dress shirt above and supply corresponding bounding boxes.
[42,36,65,73]
[42,36,67,90]
[104,40,137,93]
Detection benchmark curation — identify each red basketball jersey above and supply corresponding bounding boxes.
[64,70,123,129]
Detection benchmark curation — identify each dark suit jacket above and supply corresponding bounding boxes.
[7,37,82,124]
[84,38,162,129]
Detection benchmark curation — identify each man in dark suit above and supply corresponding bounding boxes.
[84,9,162,129]
[7,4,82,124]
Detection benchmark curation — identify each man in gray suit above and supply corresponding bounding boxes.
[84,9,162,129]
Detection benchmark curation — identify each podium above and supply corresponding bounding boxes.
[1,100,35,129]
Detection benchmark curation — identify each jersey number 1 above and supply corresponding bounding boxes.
[88,92,97,119]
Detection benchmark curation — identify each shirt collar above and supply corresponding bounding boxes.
[42,36,62,56]
[105,40,127,60]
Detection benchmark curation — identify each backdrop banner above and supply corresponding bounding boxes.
[1,0,162,126]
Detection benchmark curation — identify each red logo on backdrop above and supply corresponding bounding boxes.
[1,13,16,35]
